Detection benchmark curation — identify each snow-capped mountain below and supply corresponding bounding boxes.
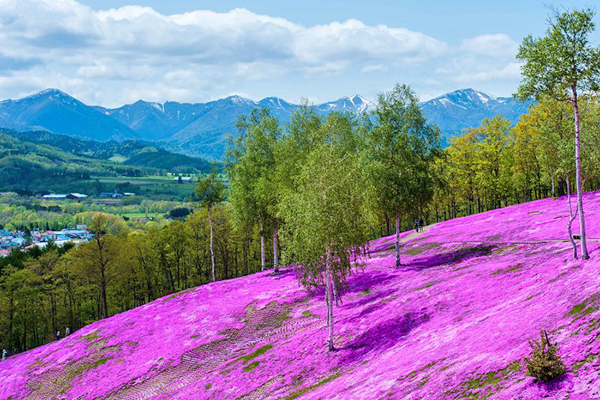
[420,89,532,140]
[315,95,375,114]
[0,89,139,141]
[96,100,209,141]
[0,88,531,159]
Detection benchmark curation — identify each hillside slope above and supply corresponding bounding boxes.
[2,193,600,399]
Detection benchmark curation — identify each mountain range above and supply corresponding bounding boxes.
[0,88,532,159]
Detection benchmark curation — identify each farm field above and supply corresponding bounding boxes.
[118,212,165,218]
[95,176,188,184]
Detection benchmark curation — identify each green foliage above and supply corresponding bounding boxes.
[366,84,441,218]
[280,112,370,293]
[516,7,600,260]
[524,330,566,382]
[228,109,281,235]
[5,129,213,174]
[124,150,211,173]
[194,170,225,211]
[365,84,441,266]
[168,207,191,219]
[242,361,260,372]
[517,8,600,101]
[430,94,600,222]
[0,129,214,198]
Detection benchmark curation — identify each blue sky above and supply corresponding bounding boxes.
[1,0,599,107]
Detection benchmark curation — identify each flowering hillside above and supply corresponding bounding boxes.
[2,192,600,400]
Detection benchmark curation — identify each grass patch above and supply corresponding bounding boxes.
[492,264,522,275]
[84,331,100,342]
[89,357,110,369]
[240,344,273,363]
[360,288,371,295]
[404,247,425,255]
[403,242,441,255]
[108,155,128,163]
[243,361,260,372]
[508,360,522,372]
[412,280,439,291]
[424,361,437,369]
[284,372,342,400]
[549,272,569,283]
[164,288,194,301]
[445,360,522,398]
[564,294,600,319]
[572,353,598,372]
[302,310,319,319]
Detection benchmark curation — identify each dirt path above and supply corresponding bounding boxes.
[400,224,600,246]
[399,224,436,244]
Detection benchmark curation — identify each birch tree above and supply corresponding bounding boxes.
[228,109,281,272]
[517,8,600,260]
[366,84,440,268]
[195,170,225,282]
[280,112,369,351]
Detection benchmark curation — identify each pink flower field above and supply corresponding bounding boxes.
[2,192,600,399]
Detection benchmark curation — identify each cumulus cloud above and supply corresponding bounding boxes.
[0,0,526,105]
[431,33,521,91]
[0,0,451,105]
[461,34,519,59]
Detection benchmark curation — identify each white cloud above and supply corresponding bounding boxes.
[0,0,451,105]
[0,0,528,105]
[461,34,519,59]
[426,34,521,91]
[455,62,522,83]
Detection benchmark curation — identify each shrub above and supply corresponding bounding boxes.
[524,330,566,382]
[169,207,190,219]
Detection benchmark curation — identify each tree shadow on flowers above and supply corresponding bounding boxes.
[344,270,395,294]
[536,373,573,393]
[404,245,496,271]
[341,310,430,364]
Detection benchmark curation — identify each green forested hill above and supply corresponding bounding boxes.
[0,130,217,196]
[123,149,211,171]
[0,131,152,193]
[5,130,212,171]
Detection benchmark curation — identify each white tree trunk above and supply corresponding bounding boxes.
[572,91,589,259]
[395,212,401,268]
[273,219,279,273]
[566,177,578,260]
[325,249,335,351]
[208,207,216,282]
[260,219,266,271]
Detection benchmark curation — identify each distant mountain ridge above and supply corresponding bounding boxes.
[420,89,532,139]
[0,89,531,159]
[0,89,140,142]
